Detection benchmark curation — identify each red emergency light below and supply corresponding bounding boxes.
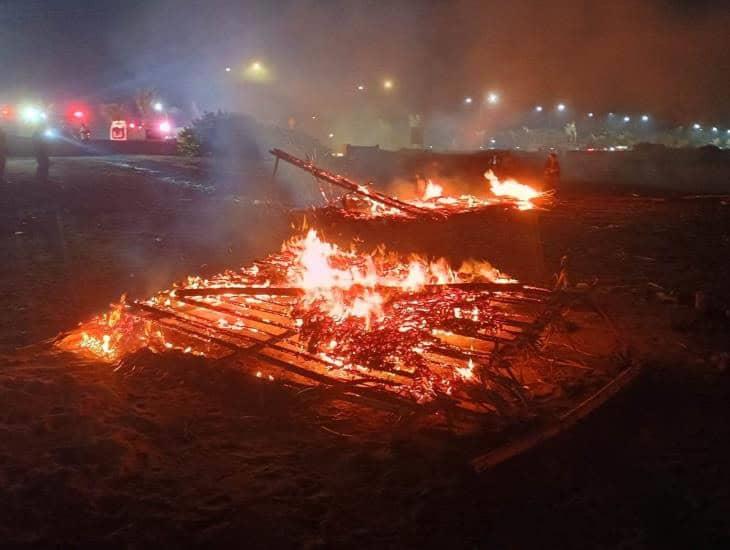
[66,103,90,123]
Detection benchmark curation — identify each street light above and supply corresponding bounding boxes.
[464,96,473,104]
[535,105,543,112]
[153,102,163,112]
[357,84,365,91]
[556,103,566,112]
[623,115,631,122]
[328,132,334,139]
[487,92,499,105]
[711,126,718,133]
[587,112,594,118]
[693,123,701,130]
[383,79,394,90]
[225,67,232,72]
[641,114,649,122]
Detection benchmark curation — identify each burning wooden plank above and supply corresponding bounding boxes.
[270,148,440,219]
[271,148,550,220]
[57,229,571,418]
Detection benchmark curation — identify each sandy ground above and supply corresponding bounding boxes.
[1,156,729,547]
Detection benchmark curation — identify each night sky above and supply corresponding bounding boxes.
[1,0,728,123]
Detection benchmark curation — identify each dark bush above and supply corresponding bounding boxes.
[177,127,201,157]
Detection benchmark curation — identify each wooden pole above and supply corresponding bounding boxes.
[270,148,443,219]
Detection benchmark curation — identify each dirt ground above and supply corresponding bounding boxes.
[1,156,729,547]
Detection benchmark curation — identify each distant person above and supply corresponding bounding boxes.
[32,128,50,181]
[544,151,560,186]
[0,127,6,181]
[79,123,91,142]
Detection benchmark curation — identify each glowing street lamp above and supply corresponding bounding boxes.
[623,115,631,122]
[693,123,701,130]
[357,84,365,91]
[486,92,499,105]
[535,105,543,112]
[464,96,473,104]
[153,102,164,112]
[641,114,649,122]
[159,121,172,134]
[587,112,594,118]
[244,60,270,81]
[556,103,566,112]
[225,67,232,72]
[383,79,394,90]
[711,126,718,133]
[328,132,334,139]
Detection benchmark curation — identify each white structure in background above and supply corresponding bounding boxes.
[109,120,146,141]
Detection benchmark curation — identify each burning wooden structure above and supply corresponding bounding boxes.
[56,229,622,422]
[272,149,550,221]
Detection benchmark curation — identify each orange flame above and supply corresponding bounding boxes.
[422,180,443,200]
[484,170,540,210]
[281,229,516,327]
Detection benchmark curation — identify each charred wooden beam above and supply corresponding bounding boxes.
[270,148,442,219]
[174,281,545,298]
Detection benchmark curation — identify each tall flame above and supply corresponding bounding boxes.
[284,229,514,326]
[484,170,540,210]
[422,180,443,200]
